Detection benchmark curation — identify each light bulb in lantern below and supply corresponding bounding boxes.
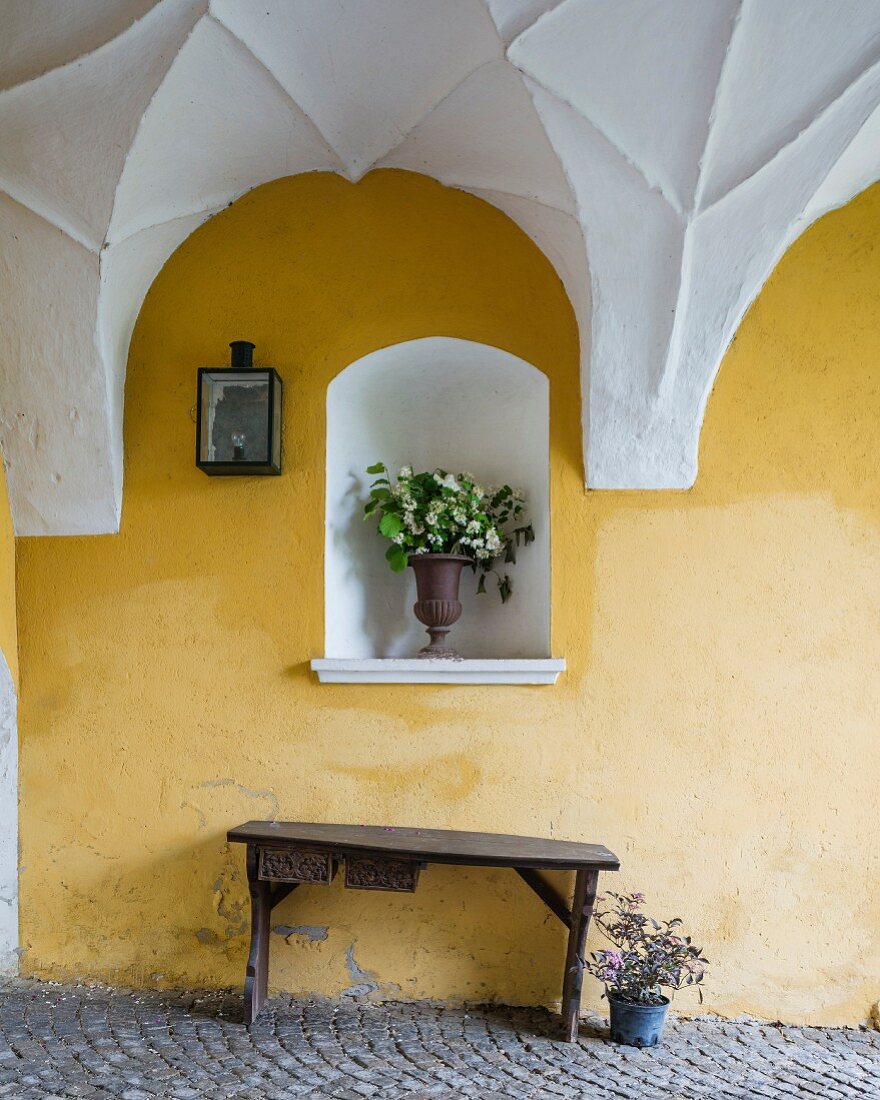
[231,430,246,460]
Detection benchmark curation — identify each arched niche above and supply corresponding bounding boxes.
[316,337,562,682]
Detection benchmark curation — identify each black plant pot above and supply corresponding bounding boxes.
[607,993,669,1048]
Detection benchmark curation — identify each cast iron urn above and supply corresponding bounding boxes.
[409,553,470,658]
[196,341,282,475]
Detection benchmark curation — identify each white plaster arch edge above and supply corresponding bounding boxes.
[0,653,17,974]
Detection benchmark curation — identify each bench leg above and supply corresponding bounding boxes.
[560,869,599,1042]
[244,844,270,1026]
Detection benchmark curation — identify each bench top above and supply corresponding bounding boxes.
[228,820,619,871]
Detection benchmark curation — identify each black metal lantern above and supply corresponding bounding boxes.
[196,341,282,476]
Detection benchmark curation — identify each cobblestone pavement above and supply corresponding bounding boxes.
[0,981,877,1099]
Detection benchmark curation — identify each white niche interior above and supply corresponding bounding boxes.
[317,337,559,683]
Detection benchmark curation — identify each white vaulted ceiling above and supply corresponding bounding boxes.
[2,1,880,534]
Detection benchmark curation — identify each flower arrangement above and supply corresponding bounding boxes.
[364,463,534,602]
[583,892,708,1006]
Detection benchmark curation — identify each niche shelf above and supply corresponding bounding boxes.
[311,658,565,685]
[315,337,563,685]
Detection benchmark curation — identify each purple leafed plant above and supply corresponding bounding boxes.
[583,891,709,1006]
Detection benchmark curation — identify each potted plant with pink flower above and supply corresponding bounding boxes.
[583,891,708,1048]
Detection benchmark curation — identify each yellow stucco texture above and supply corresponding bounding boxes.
[0,454,17,687]
[16,171,880,1025]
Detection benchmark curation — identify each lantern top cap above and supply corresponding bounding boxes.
[229,340,256,369]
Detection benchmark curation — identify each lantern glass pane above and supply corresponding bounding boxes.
[272,372,283,469]
[200,372,270,463]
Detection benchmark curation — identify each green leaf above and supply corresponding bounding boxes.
[370,477,391,486]
[476,574,486,595]
[370,487,391,500]
[366,462,386,475]
[363,499,379,518]
[386,544,408,572]
[379,513,403,538]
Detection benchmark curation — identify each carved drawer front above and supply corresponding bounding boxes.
[344,854,421,892]
[258,846,335,885]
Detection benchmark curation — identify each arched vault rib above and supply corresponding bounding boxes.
[0,0,207,533]
[1,0,880,533]
[512,0,880,489]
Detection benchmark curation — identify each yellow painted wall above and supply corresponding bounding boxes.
[0,454,17,688]
[16,171,880,1025]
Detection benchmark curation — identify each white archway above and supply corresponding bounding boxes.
[1,1,880,533]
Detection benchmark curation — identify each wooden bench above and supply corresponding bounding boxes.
[228,820,619,1042]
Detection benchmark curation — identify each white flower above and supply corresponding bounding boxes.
[415,546,429,554]
[472,484,484,500]
[433,472,460,491]
[466,520,481,535]
[425,512,438,526]
[485,529,501,551]
[399,465,413,479]
[393,533,405,544]
[471,537,484,548]
[452,510,466,524]
[475,548,490,560]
